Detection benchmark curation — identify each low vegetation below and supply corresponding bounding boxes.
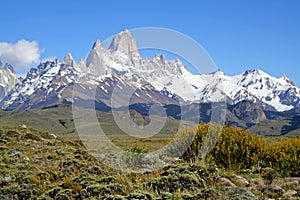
[176,123,300,176]
[0,123,299,199]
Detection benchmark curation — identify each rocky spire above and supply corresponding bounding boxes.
[63,52,75,66]
[109,29,140,60]
[0,63,19,101]
[86,39,107,75]
[78,58,85,66]
[92,39,101,49]
[154,54,166,64]
[3,63,16,74]
[160,54,166,63]
[75,58,86,73]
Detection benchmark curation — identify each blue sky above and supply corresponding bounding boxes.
[1,0,300,85]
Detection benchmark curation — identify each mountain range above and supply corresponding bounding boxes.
[0,29,299,128]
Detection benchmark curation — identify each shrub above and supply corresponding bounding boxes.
[30,176,44,187]
[24,133,40,141]
[172,123,300,175]
[263,137,300,176]
[62,177,83,193]
[123,140,149,170]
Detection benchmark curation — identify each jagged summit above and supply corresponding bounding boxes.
[63,52,75,66]
[0,63,19,101]
[2,63,16,73]
[109,29,140,60]
[243,69,265,76]
[120,29,129,34]
[281,74,295,86]
[86,44,107,75]
[92,39,101,49]
[78,58,85,65]
[208,69,224,75]
[1,29,300,113]
[153,54,167,64]
[75,58,86,73]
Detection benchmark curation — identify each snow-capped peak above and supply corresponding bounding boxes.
[63,52,75,66]
[153,54,167,64]
[119,29,129,35]
[242,69,267,76]
[77,58,85,66]
[280,74,295,86]
[0,62,19,101]
[3,63,16,74]
[1,29,300,113]
[209,69,224,76]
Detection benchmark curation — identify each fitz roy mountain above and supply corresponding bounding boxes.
[1,29,300,119]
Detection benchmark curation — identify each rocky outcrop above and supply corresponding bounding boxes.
[230,100,267,125]
[109,29,140,61]
[0,62,19,101]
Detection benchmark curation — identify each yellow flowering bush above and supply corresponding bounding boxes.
[173,123,300,175]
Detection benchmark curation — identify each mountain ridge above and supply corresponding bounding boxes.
[0,30,299,115]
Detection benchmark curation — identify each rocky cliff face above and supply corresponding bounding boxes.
[86,39,108,75]
[109,29,140,61]
[230,100,267,125]
[0,62,19,101]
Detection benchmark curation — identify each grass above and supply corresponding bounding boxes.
[1,105,300,139]
[0,124,299,199]
[0,105,182,143]
[0,105,76,136]
[1,106,300,199]
[248,119,291,136]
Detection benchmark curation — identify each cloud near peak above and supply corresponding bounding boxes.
[0,40,42,70]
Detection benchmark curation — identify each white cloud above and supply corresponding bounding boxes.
[0,39,42,70]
